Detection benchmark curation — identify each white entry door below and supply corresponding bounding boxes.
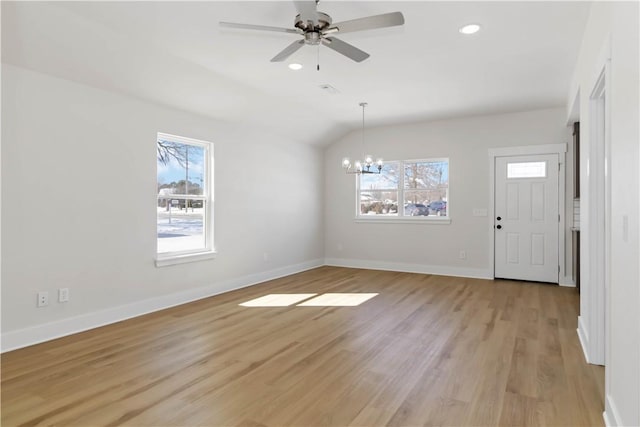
[494,154,559,283]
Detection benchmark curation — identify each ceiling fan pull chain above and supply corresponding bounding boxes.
[317,43,320,71]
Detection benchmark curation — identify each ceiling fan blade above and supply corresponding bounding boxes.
[328,12,404,35]
[220,22,300,34]
[321,37,370,62]
[294,0,319,26]
[271,39,306,62]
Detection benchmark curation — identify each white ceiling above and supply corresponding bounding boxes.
[2,1,591,146]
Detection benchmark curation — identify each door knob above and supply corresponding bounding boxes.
[496,216,502,221]
[496,225,502,229]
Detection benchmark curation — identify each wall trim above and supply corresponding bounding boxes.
[577,315,590,363]
[1,258,324,353]
[324,257,492,280]
[559,274,575,287]
[603,394,623,427]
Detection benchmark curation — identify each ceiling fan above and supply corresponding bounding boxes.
[220,1,404,63]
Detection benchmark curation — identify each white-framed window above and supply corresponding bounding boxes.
[357,158,449,220]
[156,133,214,266]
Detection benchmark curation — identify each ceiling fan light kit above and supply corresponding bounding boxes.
[220,1,404,65]
[342,102,383,175]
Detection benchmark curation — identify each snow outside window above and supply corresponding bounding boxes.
[357,159,449,219]
[157,133,213,259]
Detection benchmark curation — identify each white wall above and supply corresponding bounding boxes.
[569,2,640,426]
[1,65,325,350]
[324,107,569,279]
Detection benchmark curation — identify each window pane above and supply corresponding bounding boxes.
[360,191,398,215]
[157,198,206,254]
[360,162,399,190]
[404,160,448,217]
[507,161,546,178]
[403,191,430,217]
[157,139,206,195]
[404,190,430,205]
[404,160,448,190]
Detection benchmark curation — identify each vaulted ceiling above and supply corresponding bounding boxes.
[2,1,591,145]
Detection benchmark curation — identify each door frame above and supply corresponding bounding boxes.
[488,144,567,282]
[581,51,611,367]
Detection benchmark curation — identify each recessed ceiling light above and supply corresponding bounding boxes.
[288,63,303,70]
[459,24,481,35]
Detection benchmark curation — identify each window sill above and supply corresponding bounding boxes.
[354,217,451,225]
[155,250,217,267]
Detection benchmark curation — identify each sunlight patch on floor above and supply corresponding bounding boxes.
[297,293,379,307]
[239,294,317,307]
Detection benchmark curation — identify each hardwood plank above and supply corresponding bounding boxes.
[1,267,604,426]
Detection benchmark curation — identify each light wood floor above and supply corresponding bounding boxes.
[2,267,604,426]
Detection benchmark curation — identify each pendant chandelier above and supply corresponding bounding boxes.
[341,102,383,174]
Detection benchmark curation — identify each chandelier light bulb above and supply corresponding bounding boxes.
[365,155,373,165]
[342,157,352,169]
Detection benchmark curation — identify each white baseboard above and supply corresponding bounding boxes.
[1,259,324,353]
[324,257,492,280]
[577,315,590,363]
[604,394,623,427]
[559,275,576,287]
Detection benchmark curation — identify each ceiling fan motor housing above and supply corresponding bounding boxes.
[304,31,321,45]
[295,11,332,35]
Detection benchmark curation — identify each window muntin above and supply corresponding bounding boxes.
[507,161,546,178]
[357,159,449,219]
[157,133,213,258]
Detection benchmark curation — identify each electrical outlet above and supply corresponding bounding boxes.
[58,288,70,303]
[37,291,49,307]
[459,250,467,260]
